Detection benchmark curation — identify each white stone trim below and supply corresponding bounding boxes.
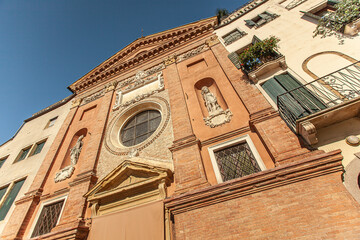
[207,135,266,183]
[28,195,68,239]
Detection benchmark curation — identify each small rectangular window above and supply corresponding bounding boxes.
[31,200,65,237]
[46,117,58,128]
[0,179,25,221]
[0,157,7,168]
[16,147,31,162]
[31,140,46,156]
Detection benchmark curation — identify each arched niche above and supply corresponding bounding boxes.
[194,78,228,118]
[60,128,88,169]
[302,51,359,80]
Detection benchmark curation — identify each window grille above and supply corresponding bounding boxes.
[214,142,261,182]
[31,200,64,237]
[245,11,279,28]
[120,110,161,147]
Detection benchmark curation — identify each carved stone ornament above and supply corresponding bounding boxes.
[206,35,220,47]
[113,71,165,110]
[54,135,84,183]
[176,44,209,63]
[204,109,233,128]
[118,63,165,88]
[164,54,177,66]
[298,121,318,145]
[54,165,75,183]
[81,89,105,106]
[71,98,82,108]
[201,86,232,127]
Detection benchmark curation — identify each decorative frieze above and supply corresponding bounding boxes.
[176,44,209,63]
[118,63,165,88]
[113,71,165,110]
[81,90,105,106]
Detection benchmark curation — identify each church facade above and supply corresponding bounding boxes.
[2,0,360,239]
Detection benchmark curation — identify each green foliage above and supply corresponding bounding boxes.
[216,8,229,23]
[238,36,280,72]
[314,0,360,37]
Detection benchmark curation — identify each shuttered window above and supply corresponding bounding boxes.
[0,179,25,221]
[228,52,241,69]
[262,73,326,118]
[245,11,279,28]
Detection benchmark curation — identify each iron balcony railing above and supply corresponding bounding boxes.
[277,61,360,129]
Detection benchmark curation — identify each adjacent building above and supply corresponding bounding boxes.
[1,0,360,239]
[0,95,72,236]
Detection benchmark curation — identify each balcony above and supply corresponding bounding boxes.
[277,61,360,145]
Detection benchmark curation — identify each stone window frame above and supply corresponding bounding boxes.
[221,28,247,46]
[300,0,339,22]
[105,96,171,155]
[28,195,68,239]
[208,135,266,183]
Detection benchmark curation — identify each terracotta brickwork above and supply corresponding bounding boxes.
[166,150,360,239]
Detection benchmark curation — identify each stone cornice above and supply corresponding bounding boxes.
[164,150,343,214]
[69,17,217,94]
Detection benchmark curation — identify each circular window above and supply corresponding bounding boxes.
[120,110,162,147]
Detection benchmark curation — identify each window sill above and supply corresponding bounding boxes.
[247,55,287,83]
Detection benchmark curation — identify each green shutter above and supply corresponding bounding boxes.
[245,20,256,27]
[262,77,287,104]
[275,74,326,113]
[0,179,25,220]
[228,52,241,69]
[0,186,8,201]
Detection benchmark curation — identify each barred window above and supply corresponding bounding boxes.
[120,110,161,147]
[31,200,64,237]
[209,136,266,183]
[245,11,279,28]
[214,142,261,182]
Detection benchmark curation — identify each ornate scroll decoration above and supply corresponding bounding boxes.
[201,86,233,128]
[81,89,105,106]
[113,71,165,110]
[118,63,165,88]
[54,135,85,183]
[285,0,307,10]
[176,44,209,63]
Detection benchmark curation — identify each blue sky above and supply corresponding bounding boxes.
[0,0,244,144]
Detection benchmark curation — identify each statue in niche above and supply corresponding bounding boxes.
[70,135,84,165]
[201,86,223,116]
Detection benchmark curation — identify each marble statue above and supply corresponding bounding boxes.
[201,86,222,116]
[70,135,84,165]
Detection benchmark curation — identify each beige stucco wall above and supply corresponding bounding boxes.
[315,117,360,168]
[0,99,71,235]
[215,0,360,83]
[214,0,360,167]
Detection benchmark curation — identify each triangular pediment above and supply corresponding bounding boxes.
[85,160,173,201]
[69,16,217,93]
